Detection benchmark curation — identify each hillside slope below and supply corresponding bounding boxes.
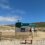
[32,22,45,27]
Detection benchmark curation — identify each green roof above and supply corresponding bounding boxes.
[21,23,29,26]
[15,22,37,27]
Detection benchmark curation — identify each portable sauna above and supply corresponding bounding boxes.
[15,21,32,39]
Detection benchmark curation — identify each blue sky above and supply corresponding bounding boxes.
[0,0,45,25]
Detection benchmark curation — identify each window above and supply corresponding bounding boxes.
[21,28,25,32]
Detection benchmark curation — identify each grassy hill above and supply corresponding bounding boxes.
[32,22,45,27]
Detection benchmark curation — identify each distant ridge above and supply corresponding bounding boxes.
[32,22,45,27]
[4,24,15,27]
[33,22,45,24]
[3,22,45,27]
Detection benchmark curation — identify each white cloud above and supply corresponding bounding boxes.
[0,16,22,22]
[0,0,25,22]
[0,0,9,3]
[1,0,8,3]
[0,4,11,9]
[0,0,26,14]
[16,10,26,14]
[0,0,11,9]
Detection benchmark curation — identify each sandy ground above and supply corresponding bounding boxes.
[0,39,45,45]
[0,39,30,45]
[0,30,45,45]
